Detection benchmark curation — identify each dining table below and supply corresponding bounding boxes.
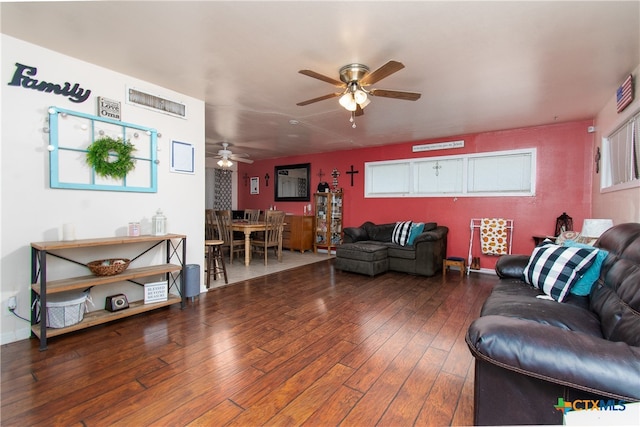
[231,220,284,266]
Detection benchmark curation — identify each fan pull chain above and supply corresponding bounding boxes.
[350,111,356,128]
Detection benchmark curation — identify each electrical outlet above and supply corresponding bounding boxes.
[8,296,17,311]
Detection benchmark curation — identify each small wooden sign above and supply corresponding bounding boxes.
[413,140,465,152]
[144,281,168,304]
[97,96,121,120]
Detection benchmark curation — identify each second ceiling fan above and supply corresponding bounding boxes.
[297,60,421,127]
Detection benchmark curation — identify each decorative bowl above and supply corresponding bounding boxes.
[87,258,131,276]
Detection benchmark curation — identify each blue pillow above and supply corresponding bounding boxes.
[563,240,609,296]
[407,222,425,245]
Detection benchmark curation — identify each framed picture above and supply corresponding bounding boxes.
[250,177,259,194]
[170,140,195,174]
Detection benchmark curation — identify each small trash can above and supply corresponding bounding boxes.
[183,264,201,299]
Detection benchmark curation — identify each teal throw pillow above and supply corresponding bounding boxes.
[562,240,609,296]
[407,222,425,245]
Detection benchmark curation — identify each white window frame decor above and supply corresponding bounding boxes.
[365,148,536,198]
[601,110,640,193]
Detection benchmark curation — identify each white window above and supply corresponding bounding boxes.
[365,148,536,198]
[414,158,464,193]
[467,152,532,193]
[601,111,640,192]
[366,161,411,195]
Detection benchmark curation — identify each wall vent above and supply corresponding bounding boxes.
[127,88,186,118]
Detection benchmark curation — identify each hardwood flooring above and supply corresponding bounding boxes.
[1,260,497,426]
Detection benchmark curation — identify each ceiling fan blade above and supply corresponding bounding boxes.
[369,89,421,101]
[299,69,345,87]
[296,92,341,106]
[360,60,405,86]
[232,157,254,164]
[355,104,365,117]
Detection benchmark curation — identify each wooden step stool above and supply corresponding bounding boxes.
[443,257,466,278]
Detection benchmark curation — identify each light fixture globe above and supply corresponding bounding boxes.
[339,93,357,111]
[354,88,368,104]
[217,158,233,168]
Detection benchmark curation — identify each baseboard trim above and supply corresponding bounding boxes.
[467,267,496,275]
[1,326,32,345]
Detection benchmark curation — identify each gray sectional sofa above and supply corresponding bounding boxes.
[335,221,448,277]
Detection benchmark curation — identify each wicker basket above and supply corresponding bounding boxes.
[87,258,130,276]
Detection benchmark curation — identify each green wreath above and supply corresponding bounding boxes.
[86,136,136,179]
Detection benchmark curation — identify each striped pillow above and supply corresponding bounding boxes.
[522,242,598,302]
[392,221,413,246]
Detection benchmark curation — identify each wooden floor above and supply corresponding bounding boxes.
[1,260,497,426]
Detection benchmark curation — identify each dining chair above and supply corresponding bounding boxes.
[243,209,261,222]
[252,210,286,265]
[214,209,245,263]
[205,209,218,240]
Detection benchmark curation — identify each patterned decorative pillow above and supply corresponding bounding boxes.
[555,230,581,246]
[392,221,413,246]
[522,242,599,302]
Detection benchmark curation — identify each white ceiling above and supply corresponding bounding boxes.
[2,1,638,161]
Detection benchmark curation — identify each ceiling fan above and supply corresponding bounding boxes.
[296,60,421,127]
[206,142,254,167]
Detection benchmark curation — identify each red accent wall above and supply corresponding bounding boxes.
[238,120,594,269]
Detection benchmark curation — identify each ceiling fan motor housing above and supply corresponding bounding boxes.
[339,64,370,83]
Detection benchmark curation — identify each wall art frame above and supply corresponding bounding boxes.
[48,106,158,192]
[250,177,259,194]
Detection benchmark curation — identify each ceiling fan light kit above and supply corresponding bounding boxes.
[207,142,253,167]
[217,158,233,168]
[297,60,421,128]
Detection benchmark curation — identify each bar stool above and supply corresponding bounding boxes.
[205,239,228,288]
[443,256,466,279]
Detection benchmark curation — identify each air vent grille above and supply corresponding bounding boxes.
[128,88,186,117]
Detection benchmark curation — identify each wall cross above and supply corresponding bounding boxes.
[345,164,359,186]
[433,161,442,177]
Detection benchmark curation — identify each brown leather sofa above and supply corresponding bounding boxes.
[466,222,640,425]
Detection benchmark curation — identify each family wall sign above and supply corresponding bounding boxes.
[7,62,91,103]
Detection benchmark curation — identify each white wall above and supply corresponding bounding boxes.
[591,63,640,224]
[1,35,206,344]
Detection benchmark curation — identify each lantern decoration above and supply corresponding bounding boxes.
[555,212,573,237]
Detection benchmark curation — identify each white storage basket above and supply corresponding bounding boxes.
[45,291,88,328]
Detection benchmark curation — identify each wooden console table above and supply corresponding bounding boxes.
[30,234,186,350]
